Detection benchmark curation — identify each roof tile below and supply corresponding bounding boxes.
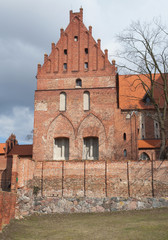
[119,74,165,110]
[138,140,161,149]
[0,143,6,154]
[8,145,32,156]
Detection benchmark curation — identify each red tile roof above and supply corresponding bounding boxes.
[8,145,33,156]
[119,74,165,110]
[0,143,6,154]
[138,140,161,149]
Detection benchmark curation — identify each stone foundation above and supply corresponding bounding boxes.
[16,189,168,218]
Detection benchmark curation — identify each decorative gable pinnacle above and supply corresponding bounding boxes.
[70,8,83,22]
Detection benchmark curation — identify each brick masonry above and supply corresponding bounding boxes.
[16,159,168,199]
[0,191,16,231]
[2,8,168,224]
[13,158,168,217]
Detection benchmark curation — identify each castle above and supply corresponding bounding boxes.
[0,8,166,192]
[33,8,162,163]
[1,9,168,228]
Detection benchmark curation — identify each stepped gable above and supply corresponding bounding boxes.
[37,8,116,81]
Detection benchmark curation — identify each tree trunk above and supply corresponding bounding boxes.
[159,127,167,159]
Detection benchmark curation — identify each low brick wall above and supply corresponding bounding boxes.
[0,191,16,231]
[32,160,168,198]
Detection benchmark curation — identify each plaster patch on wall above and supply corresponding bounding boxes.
[42,136,46,143]
[35,101,48,111]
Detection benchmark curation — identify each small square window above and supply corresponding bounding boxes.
[63,63,67,70]
[64,49,67,55]
[85,48,88,54]
[76,79,82,87]
[74,36,78,42]
[84,62,88,69]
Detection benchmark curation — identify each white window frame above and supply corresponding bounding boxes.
[140,113,145,139]
[83,137,98,160]
[53,137,69,160]
[60,92,66,111]
[154,120,160,139]
[83,91,90,111]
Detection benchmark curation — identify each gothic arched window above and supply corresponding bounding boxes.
[60,92,66,111]
[83,91,90,111]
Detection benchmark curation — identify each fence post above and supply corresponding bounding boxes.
[127,161,130,197]
[84,161,86,197]
[151,155,154,197]
[41,162,44,197]
[62,161,64,197]
[105,161,107,197]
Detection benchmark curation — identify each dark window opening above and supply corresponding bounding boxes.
[85,48,88,54]
[123,133,126,141]
[84,62,88,69]
[74,36,78,42]
[64,49,67,55]
[139,152,150,160]
[145,97,151,104]
[156,123,158,128]
[143,93,152,105]
[142,124,144,129]
[76,78,82,87]
[63,63,67,70]
[124,149,127,157]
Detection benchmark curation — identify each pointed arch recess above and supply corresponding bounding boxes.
[77,113,107,140]
[45,114,75,160]
[47,113,75,137]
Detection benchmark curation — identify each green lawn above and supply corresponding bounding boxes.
[1,208,168,240]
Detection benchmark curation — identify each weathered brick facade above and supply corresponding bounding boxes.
[1,9,168,224]
[33,8,139,163]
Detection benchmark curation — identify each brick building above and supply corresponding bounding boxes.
[32,8,165,163]
[1,9,168,219]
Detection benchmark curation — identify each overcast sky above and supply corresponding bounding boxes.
[1,0,168,144]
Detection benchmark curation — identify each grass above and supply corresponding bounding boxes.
[1,208,168,240]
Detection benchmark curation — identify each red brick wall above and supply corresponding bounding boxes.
[36,9,116,87]
[33,160,168,198]
[33,9,164,164]
[33,87,119,161]
[0,155,7,170]
[10,155,35,192]
[0,191,16,231]
[17,157,35,189]
[0,156,12,191]
[33,9,119,162]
